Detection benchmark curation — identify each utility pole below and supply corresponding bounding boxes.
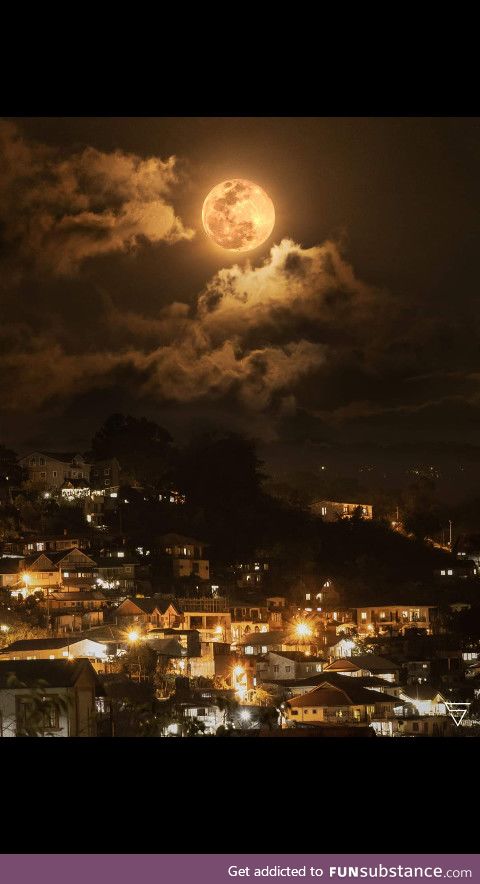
[449,520,453,548]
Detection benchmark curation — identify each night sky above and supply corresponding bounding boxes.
[1,117,479,479]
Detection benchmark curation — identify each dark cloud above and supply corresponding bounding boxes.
[0,120,193,281]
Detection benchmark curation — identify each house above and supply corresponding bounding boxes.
[239,631,286,656]
[19,547,98,593]
[256,651,326,683]
[95,555,151,593]
[356,604,437,636]
[82,625,127,658]
[143,628,201,657]
[23,534,90,554]
[0,558,22,590]
[310,500,373,521]
[174,700,224,735]
[456,535,480,570]
[297,577,341,611]
[113,597,181,630]
[18,552,63,594]
[177,597,231,642]
[326,636,360,659]
[323,655,400,683]
[434,562,477,580]
[39,590,106,612]
[283,679,400,727]
[189,642,233,681]
[396,716,454,737]
[89,458,121,493]
[268,672,403,700]
[157,533,210,581]
[404,660,431,684]
[232,560,270,590]
[48,548,98,587]
[398,685,448,717]
[38,591,106,632]
[0,658,102,736]
[18,452,91,491]
[0,636,108,664]
[230,600,270,642]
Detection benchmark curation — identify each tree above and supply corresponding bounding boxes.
[89,413,175,488]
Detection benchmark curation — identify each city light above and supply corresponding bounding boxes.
[215,625,224,635]
[127,630,140,643]
[0,624,10,633]
[239,709,251,722]
[232,665,248,701]
[23,573,31,585]
[295,622,313,639]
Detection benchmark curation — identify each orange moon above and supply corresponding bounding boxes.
[202,179,275,252]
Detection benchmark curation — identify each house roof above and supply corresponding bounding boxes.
[0,558,22,574]
[325,655,398,674]
[82,625,126,643]
[118,597,163,614]
[37,451,87,463]
[1,638,76,652]
[351,655,399,672]
[239,630,285,647]
[262,650,327,663]
[287,679,401,708]
[0,658,100,689]
[22,552,56,568]
[48,548,97,565]
[401,685,447,702]
[158,532,207,547]
[268,673,394,691]
[145,638,185,657]
[48,591,106,602]
[1,637,104,653]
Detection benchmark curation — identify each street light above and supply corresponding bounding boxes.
[294,622,313,639]
[127,630,140,643]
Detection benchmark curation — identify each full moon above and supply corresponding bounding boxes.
[202,179,275,252]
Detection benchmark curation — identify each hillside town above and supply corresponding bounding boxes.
[1,416,480,738]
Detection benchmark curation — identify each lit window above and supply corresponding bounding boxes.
[305,593,311,601]
[440,570,446,576]
[447,570,453,576]
[49,655,55,660]
[361,612,367,622]
[321,506,327,516]
[64,572,69,578]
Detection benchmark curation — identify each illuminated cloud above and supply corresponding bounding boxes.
[0,120,194,278]
[0,238,386,419]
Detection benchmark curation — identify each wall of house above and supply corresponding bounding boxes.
[356,606,432,636]
[286,703,372,724]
